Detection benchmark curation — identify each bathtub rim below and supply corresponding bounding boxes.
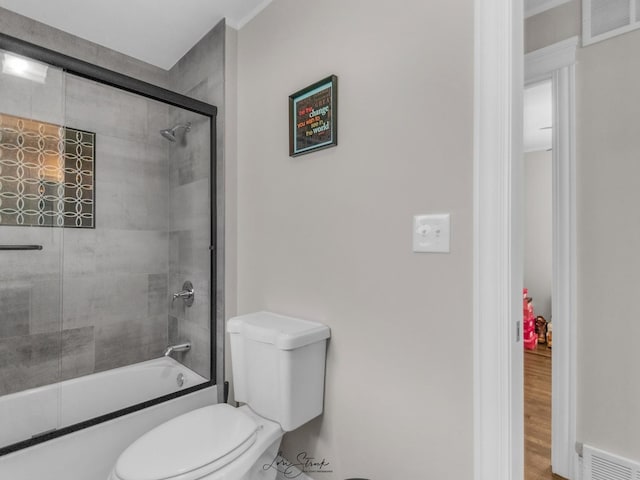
[0,358,218,457]
[0,383,219,480]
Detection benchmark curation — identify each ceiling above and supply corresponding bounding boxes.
[524,80,552,153]
[1,0,556,142]
[0,0,272,70]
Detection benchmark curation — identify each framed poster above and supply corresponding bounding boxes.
[289,75,338,157]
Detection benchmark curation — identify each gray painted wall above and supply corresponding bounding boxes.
[526,2,640,462]
[524,150,552,321]
[223,25,238,401]
[235,1,474,478]
[525,0,581,53]
[577,28,640,461]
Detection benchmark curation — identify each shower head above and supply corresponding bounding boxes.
[160,122,191,142]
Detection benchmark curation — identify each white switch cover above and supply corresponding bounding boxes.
[413,214,450,253]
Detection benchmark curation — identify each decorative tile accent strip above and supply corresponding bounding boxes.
[0,113,95,228]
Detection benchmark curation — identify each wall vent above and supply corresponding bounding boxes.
[583,0,640,46]
[584,445,640,480]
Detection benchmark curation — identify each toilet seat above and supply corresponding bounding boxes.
[113,404,259,480]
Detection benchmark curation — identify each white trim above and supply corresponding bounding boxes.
[474,0,523,479]
[550,63,578,480]
[525,0,571,19]
[525,40,578,479]
[582,0,640,46]
[230,0,273,30]
[525,36,579,83]
[583,21,640,46]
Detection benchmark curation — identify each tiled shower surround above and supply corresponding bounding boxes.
[165,19,225,382]
[0,28,220,395]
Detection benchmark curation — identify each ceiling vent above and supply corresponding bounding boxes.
[584,445,640,480]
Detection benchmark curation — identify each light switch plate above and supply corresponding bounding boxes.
[413,214,450,253]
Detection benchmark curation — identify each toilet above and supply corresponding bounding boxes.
[108,311,330,480]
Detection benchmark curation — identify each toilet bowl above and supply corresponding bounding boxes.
[109,312,330,480]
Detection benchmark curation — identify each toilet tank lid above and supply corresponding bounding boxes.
[228,311,330,350]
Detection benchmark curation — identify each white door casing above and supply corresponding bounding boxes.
[525,36,579,480]
[474,1,579,475]
[473,1,524,479]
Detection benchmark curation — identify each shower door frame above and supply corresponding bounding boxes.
[0,32,219,455]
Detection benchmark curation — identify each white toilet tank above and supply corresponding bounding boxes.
[228,312,330,432]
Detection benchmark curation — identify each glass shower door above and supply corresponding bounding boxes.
[0,50,65,448]
[0,42,215,452]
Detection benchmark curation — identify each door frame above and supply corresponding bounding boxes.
[474,1,579,478]
[525,36,579,480]
[473,1,524,479]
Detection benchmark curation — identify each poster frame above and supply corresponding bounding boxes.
[289,75,338,157]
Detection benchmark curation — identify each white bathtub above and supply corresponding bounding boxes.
[0,357,207,449]
[0,357,217,480]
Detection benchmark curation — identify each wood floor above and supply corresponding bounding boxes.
[524,346,566,480]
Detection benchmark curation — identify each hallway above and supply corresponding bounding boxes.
[524,348,566,480]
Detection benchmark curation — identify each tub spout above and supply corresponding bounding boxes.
[163,342,191,357]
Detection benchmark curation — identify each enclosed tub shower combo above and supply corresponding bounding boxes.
[0,30,219,473]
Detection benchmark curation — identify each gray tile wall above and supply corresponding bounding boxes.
[166,19,226,380]
[0,226,65,395]
[62,76,171,377]
[165,111,212,380]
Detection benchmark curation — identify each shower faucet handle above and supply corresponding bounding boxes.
[172,281,194,307]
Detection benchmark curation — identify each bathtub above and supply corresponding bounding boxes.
[0,357,217,480]
[0,356,206,448]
